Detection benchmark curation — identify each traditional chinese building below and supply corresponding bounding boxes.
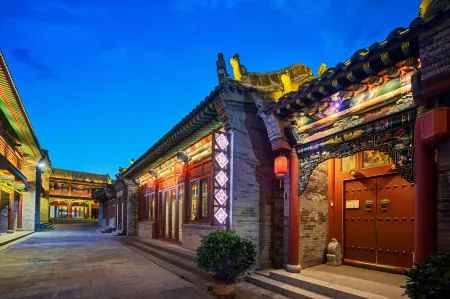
[250,0,450,275]
[102,0,450,281]
[0,50,51,234]
[48,168,109,221]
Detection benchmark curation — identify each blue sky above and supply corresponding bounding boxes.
[0,0,421,177]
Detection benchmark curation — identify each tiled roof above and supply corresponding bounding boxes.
[51,168,109,183]
[265,10,450,117]
[122,79,252,178]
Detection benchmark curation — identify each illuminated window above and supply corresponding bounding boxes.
[190,182,198,220]
[200,179,208,219]
[190,179,209,221]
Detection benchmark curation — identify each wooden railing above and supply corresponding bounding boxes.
[49,189,92,198]
[0,135,22,170]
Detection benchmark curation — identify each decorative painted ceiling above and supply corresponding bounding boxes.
[0,51,43,158]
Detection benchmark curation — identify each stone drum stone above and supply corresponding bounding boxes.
[327,238,342,266]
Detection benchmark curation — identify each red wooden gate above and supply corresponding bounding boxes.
[344,175,414,268]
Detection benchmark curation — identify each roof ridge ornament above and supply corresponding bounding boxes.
[419,0,450,21]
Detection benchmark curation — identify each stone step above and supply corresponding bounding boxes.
[121,238,209,279]
[267,270,395,299]
[131,238,196,262]
[112,231,126,236]
[121,239,212,291]
[246,274,331,299]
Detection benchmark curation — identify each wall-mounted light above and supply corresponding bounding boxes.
[37,162,46,169]
[134,178,140,185]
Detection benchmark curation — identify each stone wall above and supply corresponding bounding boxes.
[138,221,155,240]
[299,161,329,268]
[21,189,35,231]
[21,157,39,231]
[214,92,276,269]
[125,182,138,236]
[437,140,450,252]
[182,224,217,251]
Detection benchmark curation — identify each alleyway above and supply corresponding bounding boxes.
[0,225,216,299]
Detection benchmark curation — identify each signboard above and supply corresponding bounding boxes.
[346,200,360,209]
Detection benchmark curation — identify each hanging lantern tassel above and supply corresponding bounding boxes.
[274,155,288,188]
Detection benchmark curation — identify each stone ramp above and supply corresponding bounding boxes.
[247,265,406,299]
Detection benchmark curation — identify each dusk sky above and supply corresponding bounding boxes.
[1,0,421,177]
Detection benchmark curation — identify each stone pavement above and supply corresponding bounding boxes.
[0,224,288,299]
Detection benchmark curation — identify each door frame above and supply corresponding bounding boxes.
[158,183,183,243]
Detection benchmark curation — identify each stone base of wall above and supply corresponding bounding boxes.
[182,224,216,251]
[138,221,154,240]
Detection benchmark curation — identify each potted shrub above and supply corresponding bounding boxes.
[402,252,450,298]
[196,230,257,298]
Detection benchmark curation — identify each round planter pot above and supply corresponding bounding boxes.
[212,277,236,298]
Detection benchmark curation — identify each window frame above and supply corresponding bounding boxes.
[189,175,211,223]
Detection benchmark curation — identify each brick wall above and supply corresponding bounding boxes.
[299,161,329,268]
[217,92,276,269]
[419,14,450,82]
[437,139,450,252]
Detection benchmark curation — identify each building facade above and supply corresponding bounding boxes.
[101,0,450,273]
[48,169,109,221]
[0,50,51,234]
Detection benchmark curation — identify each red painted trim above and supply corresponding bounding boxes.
[288,149,300,266]
[414,118,437,263]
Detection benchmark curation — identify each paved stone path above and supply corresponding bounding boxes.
[0,224,288,299]
[0,224,217,299]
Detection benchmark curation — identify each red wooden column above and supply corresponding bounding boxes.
[286,148,301,273]
[68,203,72,219]
[17,194,23,231]
[88,203,92,219]
[7,191,15,233]
[414,116,437,263]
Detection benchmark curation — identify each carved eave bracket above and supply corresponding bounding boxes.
[260,112,291,151]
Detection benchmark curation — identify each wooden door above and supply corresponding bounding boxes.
[376,175,415,268]
[344,178,377,263]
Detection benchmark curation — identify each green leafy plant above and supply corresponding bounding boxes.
[196,230,257,282]
[402,253,450,298]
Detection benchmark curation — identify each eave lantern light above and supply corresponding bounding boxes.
[274,154,288,187]
[146,176,155,188]
[174,161,184,176]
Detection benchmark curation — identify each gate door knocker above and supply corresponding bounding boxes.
[365,200,374,211]
[380,199,390,211]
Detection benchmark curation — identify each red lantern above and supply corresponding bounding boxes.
[174,161,184,176]
[146,177,154,188]
[274,155,288,178]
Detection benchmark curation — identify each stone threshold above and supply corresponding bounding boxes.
[247,264,405,299]
[0,231,34,248]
